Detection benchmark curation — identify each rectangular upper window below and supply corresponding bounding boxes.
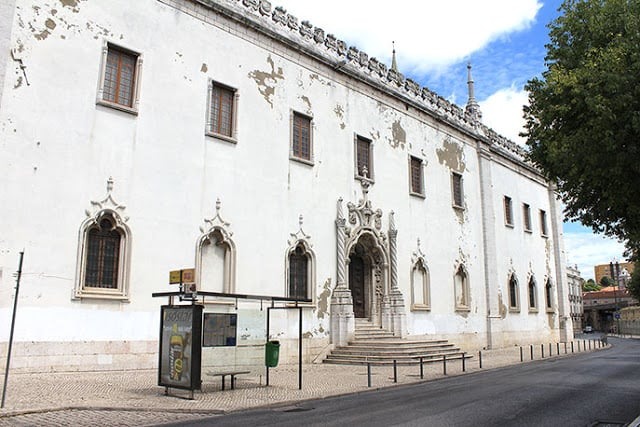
[523,203,532,232]
[206,81,238,142]
[409,156,424,197]
[355,135,373,180]
[97,42,142,114]
[504,196,514,227]
[291,112,313,164]
[540,209,548,237]
[452,172,464,208]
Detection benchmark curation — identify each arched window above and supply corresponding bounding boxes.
[411,259,430,310]
[528,277,537,310]
[454,265,469,310]
[199,228,235,293]
[196,199,236,294]
[508,274,519,311]
[286,242,315,301]
[75,211,131,300]
[545,279,553,310]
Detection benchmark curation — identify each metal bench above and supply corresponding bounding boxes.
[206,370,250,390]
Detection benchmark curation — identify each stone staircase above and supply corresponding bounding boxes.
[323,319,470,366]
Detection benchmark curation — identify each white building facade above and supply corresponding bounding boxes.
[0,0,572,372]
[566,265,584,332]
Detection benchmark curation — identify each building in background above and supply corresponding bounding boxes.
[566,265,584,332]
[594,262,634,285]
[0,0,572,372]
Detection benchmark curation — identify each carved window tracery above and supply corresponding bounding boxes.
[454,265,470,310]
[74,178,131,301]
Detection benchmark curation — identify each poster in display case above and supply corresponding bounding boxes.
[158,305,203,390]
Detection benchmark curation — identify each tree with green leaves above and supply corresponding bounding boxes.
[599,276,615,288]
[626,271,640,302]
[523,0,640,260]
[582,278,601,292]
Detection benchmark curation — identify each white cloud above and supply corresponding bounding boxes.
[479,87,529,145]
[563,231,627,280]
[270,0,542,74]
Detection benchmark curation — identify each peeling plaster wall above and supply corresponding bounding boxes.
[0,0,565,371]
[0,0,17,108]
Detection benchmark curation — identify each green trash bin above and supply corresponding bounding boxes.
[265,340,280,367]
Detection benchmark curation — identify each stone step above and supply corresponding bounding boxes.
[347,339,451,346]
[339,343,456,353]
[329,348,462,358]
[324,352,471,366]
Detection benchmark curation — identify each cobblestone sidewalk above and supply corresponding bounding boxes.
[0,338,607,426]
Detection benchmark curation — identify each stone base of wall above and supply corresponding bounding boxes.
[0,337,333,373]
[0,341,158,373]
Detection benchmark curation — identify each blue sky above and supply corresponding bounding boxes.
[271,0,627,279]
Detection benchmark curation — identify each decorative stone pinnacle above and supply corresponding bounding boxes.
[391,41,398,73]
[107,176,114,193]
[465,61,482,121]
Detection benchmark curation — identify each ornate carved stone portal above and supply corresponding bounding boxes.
[331,176,406,346]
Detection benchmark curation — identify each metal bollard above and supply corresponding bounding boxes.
[571,341,574,353]
[583,340,586,351]
[420,357,424,379]
[530,345,534,360]
[589,340,592,350]
[393,359,398,383]
[557,342,560,355]
[367,363,371,388]
[577,341,580,352]
[541,344,545,358]
[564,342,567,354]
[443,355,447,376]
[520,346,523,362]
[462,353,466,372]
[549,343,552,356]
[479,351,483,369]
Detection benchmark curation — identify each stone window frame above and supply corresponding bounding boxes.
[289,110,314,165]
[96,40,143,115]
[74,210,131,301]
[410,258,430,311]
[205,79,239,144]
[508,273,520,312]
[451,172,464,209]
[504,195,514,227]
[354,134,374,182]
[528,276,538,312]
[284,240,316,304]
[408,155,425,198]
[454,264,470,311]
[539,209,548,237]
[545,279,555,312]
[523,203,532,233]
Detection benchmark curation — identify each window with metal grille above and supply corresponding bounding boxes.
[289,245,308,299]
[504,196,513,226]
[409,156,424,196]
[509,275,518,309]
[523,203,532,232]
[528,278,537,309]
[452,172,463,208]
[85,218,121,289]
[210,83,235,138]
[540,209,548,236]
[355,136,373,179]
[103,46,137,108]
[291,112,312,161]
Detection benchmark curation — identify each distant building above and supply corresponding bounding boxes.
[583,287,635,332]
[594,262,634,285]
[566,265,584,332]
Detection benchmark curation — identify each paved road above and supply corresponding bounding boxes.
[165,337,640,427]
